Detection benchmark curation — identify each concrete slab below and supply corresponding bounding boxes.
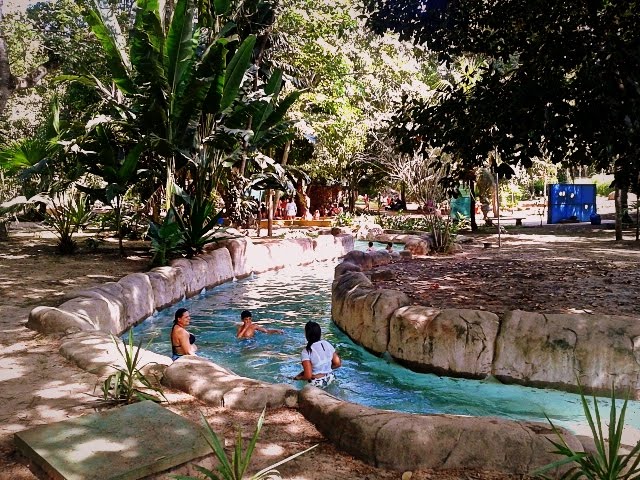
[14,401,211,480]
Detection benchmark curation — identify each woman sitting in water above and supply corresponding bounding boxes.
[293,321,341,387]
[171,308,197,361]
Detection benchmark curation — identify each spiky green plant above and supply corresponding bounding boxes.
[175,408,317,480]
[100,330,166,405]
[534,386,640,479]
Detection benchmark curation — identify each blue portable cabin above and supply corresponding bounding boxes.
[547,184,597,224]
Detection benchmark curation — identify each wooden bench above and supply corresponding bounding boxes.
[485,216,526,227]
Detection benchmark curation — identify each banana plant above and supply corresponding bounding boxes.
[75,122,144,255]
[65,0,257,208]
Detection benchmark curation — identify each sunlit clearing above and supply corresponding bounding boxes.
[34,384,87,399]
[0,357,27,381]
[1,342,29,355]
[0,253,32,260]
[284,423,307,435]
[258,443,285,457]
[70,438,138,462]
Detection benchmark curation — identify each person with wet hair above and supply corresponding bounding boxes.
[293,321,341,387]
[171,308,197,361]
[236,310,284,339]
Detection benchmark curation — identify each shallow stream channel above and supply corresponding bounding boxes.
[133,241,640,435]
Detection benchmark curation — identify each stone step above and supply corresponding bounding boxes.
[14,401,211,480]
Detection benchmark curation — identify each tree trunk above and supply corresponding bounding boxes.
[0,0,8,115]
[469,179,477,231]
[272,141,291,217]
[266,189,273,237]
[615,186,623,241]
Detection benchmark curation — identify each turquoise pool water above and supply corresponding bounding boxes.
[133,246,640,432]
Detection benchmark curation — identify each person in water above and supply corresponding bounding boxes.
[236,310,284,339]
[293,321,341,387]
[171,308,197,361]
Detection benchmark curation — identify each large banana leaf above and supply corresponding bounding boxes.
[221,35,256,111]
[166,0,197,101]
[85,1,133,93]
[172,38,228,147]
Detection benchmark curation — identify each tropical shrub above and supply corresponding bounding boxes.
[147,211,185,267]
[175,408,317,480]
[172,185,224,258]
[425,213,468,253]
[534,386,640,480]
[332,211,354,227]
[376,214,429,231]
[44,191,93,254]
[99,330,165,405]
[594,180,615,198]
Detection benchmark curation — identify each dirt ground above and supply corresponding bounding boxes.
[373,223,640,317]
[1,221,638,479]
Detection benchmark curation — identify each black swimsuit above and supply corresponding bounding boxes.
[171,323,196,360]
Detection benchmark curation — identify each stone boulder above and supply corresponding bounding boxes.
[342,250,374,270]
[299,386,582,474]
[334,261,362,279]
[332,272,410,354]
[118,273,156,329]
[388,307,499,378]
[200,248,235,288]
[162,356,298,410]
[334,234,355,256]
[494,310,640,397]
[148,266,187,310]
[403,235,431,256]
[59,331,171,380]
[215,237,253,278]
[370,269,394,282]
[170,258,204,298]
[27,306,90,334]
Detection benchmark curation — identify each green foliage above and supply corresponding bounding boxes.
[376,214,429,231]
[594,180,615,198]
[426,213,468,253]
[175,408,317,480]
[172,185,224,258]
[534,386,640,480]
[365,0,640,194]
[100,330,166,405]
[44,191,93,254]
[147,211,185,267]
[331,211,353,227]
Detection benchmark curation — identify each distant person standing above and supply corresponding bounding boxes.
[385,242,393,253]
[286,197,297,219]
[366,241,375,252]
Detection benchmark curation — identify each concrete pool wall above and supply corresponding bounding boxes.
[26,234,583,475]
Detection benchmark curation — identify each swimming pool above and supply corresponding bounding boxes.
[133,251,640,433]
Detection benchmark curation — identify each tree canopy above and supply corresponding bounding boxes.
[364,0,640,192]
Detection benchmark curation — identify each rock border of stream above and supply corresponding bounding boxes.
[26,235,584,475]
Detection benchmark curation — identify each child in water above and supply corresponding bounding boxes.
[236,310,284,338]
